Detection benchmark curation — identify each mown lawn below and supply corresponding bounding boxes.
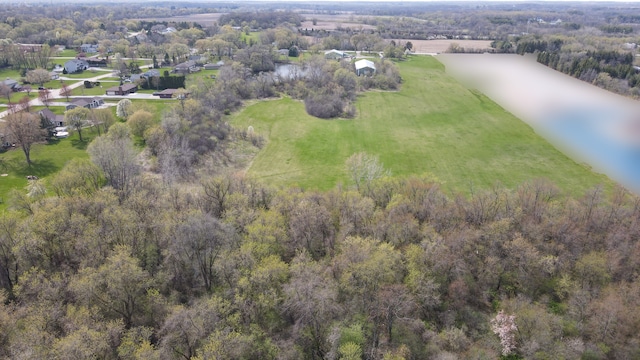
[231,55,612,195]
[0,92,38,106]
[0,131,94,210]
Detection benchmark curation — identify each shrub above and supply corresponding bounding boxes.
[304,92,344,119]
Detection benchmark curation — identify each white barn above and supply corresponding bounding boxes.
[355,59,376,76]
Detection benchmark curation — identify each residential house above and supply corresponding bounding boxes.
[203,61,224,70]
[80,44,99,54]
[355,59,376,76]
[105,84,138,96]
[52,64,64,73]
[64,59,89,74]
[189,54,208,64]
[50,72,59,80]
[154,88,189,99]
[1,79,22,91]
[39,108,65,127]
[325,49,350,60]
[130,69,161,83]
[65,97,104,110]
[86,58,108,67]
[164,27,177,34]
[174,60,198,74]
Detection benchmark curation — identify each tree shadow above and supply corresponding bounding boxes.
[7,159,59,178]
[70,138,89,150]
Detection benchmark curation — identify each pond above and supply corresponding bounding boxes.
[273,63,307,81]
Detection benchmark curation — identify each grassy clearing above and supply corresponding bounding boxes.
[241,31,260,44]
[231,55,612,195]
[0,131,93,210]
[0,92,39,106]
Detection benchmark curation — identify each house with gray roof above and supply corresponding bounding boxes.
[64,59,89,74]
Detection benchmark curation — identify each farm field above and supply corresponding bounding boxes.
[399,39,493,54]
[231,55,612,195]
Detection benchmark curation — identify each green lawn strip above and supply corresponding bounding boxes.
[55,49,78,57]
[231,55,612,195]
[0,68,23,81]
[62,70,111,79]
[0,131,92,210]
[0,92,39,105]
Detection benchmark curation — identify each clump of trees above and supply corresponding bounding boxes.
[281,55,401,119]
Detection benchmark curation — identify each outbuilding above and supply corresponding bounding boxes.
[355,59,376,76]
[105,84,138,96]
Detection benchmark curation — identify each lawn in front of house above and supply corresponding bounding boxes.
[0,131,93,210]
[231,55,612,195]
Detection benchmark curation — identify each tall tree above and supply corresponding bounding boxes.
[87,125,140,198]
[0,84,11,102]
[64,107,90,142]
[3,112,45,166]
[70,246,153,328]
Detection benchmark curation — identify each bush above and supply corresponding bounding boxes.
[304,92,344,119]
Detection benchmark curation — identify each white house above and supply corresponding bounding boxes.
[64,59,89,74]
[325,49,349,60]
[355,59,376,76]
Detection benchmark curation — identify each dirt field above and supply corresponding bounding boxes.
[436,53,640,125]
[138,13,224,27]
[397,39,493,54]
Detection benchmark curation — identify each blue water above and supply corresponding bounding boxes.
[539,107,640,194]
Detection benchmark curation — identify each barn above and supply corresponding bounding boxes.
[355,59,376,76]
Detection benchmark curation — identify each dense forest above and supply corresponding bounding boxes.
[1,167,639,359]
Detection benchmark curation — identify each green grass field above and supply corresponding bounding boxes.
[231,55,612,195]
[0,131,93,209]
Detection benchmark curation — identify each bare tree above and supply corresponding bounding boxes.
[345,152,390,194]
[3,112,46,166]
[38,89,51,108]
[59,84,71,102]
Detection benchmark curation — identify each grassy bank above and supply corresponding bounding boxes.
[231,55,612,195]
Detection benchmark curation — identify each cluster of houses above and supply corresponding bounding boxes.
[324,49,377,76]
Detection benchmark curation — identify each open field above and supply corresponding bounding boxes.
[136,13,224,27]
[231,55,612,195]
[399,39,493,54]
[438,53,640,193]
